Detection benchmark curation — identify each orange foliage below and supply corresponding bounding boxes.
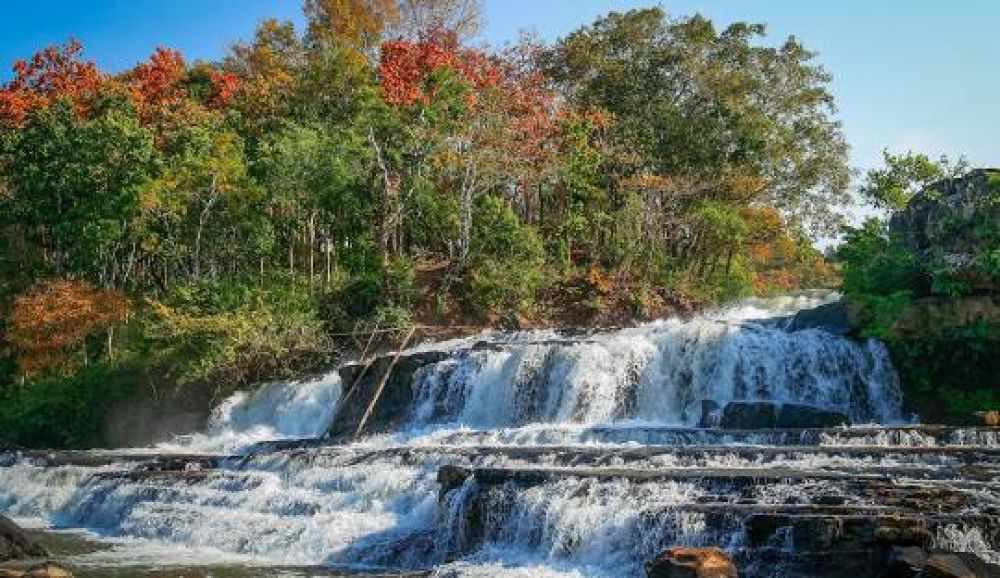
[305,0,399,47]
[209,71,240,108]
[0,39,103,125]
[379,29,499,107]
[127,47,187,113]
[7,279,127,377]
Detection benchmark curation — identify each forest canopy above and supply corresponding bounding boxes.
[0,1,847,430]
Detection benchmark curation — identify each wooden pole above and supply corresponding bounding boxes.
[354,326,416,440]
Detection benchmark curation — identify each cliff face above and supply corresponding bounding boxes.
[890,168,1000,292]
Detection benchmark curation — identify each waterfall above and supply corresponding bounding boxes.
[407,296,902,430]
[160,370,342,453]
[1,294,997,577]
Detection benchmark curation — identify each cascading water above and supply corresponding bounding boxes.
[160,370,343,453]
[1,294,998,577]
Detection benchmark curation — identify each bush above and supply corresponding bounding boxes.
[0,361,140,448]
[141,279,330,389]
[465,196,545,314]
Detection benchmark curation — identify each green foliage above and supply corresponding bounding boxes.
[838,219,922,297]
[141,279,330,388]
[0,361,140,449]
[886,322,1000,422]
[465,195,545,314]
[859,150,959,211]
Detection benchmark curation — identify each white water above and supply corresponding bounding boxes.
[406,297,901,429]
[1,294,997,577]
[159,370,343,453]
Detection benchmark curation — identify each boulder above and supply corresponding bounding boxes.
[787,301,851,336]
[718,402,849,429]
[0,563,73,578]
[646,547,738,578]
[718,402,777,429]
[0,516,47,562]
[776,404,850,428]
[973,411,1000,426]
[921,554,978,578]
[885,546,927,578]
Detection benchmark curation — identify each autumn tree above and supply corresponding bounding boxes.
[7,278,126,378]
[0,39,103,126]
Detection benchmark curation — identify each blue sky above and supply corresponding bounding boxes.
[1,0,998,174]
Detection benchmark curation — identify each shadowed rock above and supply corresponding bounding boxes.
[717,402,850,429]
[0,515,47,562]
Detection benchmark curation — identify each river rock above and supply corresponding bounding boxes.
[787,301,851,335]
[973,411,1000,426]
[645,547,737,578]
[718,402,849,429]
[0,515,47,562]
[921,554,978,578]
[0,563,73,578]
[885,546,927,577]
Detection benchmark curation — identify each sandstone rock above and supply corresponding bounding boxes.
[645,547,738,578]
[0,516,47,562]
[973,411,1000,426]
[0,563,73,578]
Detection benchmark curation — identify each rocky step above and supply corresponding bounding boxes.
[275,443,1000,468]
[0,451,224,470]
[437,466,999,514]
[437,469,1000,578]
[410,425,1000,449]
[438,464,1000,490]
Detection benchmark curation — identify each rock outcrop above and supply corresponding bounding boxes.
[787,301,851,336]
[0,516,46,562]
[646,547,737,578]
[890,168,1000,293]
[717,402,850,429]
[327,350,448,439]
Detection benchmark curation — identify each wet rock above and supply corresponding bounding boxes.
[645,547,737,578]
[718,402,849,429]
[329,350,449,438]
[874,520,933,547]
[787,301,851,336]
[698,400,721,428]
[0,515,47,562]
[885,546,927,577]
[922,554,978,578]
[973,411,1000,426]
[438,465,471,496]
[776,404,850,428]
[719,402,778,429]
[0,563,73,578]
[812,495,847,506]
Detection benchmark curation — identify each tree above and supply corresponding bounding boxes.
[544,8,850,234]
[0,40,103,126]
[7,278,126,378]
[304,0,399,52]
[391,0,484,41]
[860,150,967,211]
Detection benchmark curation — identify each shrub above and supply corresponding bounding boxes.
[465,195,545,314]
